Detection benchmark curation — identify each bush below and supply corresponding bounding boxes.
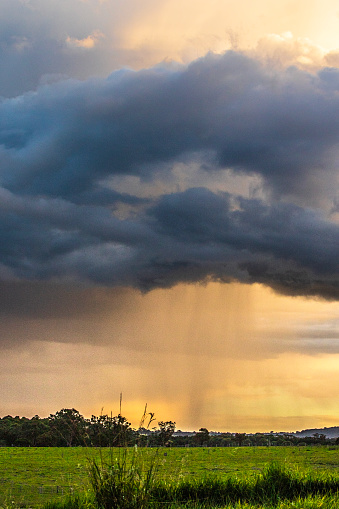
[88,447,159,509]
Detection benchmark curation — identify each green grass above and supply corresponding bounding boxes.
[40,494,339,509]
[1,446,339,508]
[0,447,91,507]
[40,462,339,509]
[88,446,159,509]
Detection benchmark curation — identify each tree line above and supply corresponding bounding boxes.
[0,408,338,447]
[0,409,176,447]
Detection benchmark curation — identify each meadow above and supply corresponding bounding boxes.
[1,446,339,508]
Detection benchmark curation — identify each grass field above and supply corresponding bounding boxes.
[1,446,339,508]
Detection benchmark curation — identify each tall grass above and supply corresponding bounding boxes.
[87,402,159,509]
[159,462,339,506]
[44,460,339,509]
[88,446,159,509]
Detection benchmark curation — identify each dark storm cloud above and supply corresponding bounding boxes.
[2,52,339,200]
[1,185,339,298]
[145,188,339,296]
[1,50,339,298]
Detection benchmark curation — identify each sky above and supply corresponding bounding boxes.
[1,0,339,432]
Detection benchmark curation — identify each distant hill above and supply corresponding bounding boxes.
[294,427,339,438]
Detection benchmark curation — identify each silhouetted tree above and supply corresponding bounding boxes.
[20,415,49,446]
[194,428,210,446]
[235,433,246,446]
[157,421,176,446]
[48,408,86,446]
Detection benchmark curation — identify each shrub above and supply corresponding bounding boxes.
[88,447,159,509]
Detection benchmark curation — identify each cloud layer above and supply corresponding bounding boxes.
[1,50,339,298]
[3,0,339,98]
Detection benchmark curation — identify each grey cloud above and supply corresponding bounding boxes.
[1,183,339,298]
[0,0,131,97]
[146,188,339,296]
[2,51,339,202]
[1,51,339,298]
[68,187,146,207]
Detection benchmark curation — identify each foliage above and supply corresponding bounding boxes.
[0,409,137,447]
[88,447,158,509]
[87,414,136,447]
[1,408,339,448]
[157,421,176,446]
[87,404,159,509]
[48,409,87,447]
[88,461,339,508]
[194,428,210,446]
[42,461,339,509]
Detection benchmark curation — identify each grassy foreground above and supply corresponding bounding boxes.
[1,446,339,508]
[46,461,339,509]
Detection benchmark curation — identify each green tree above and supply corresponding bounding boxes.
[87,413,135,446]
[19,415,49,446]
[235,433,246,446]
[87,414,111,446]
[108,414,135,446]
[0,416,22,446]
[194,428,210,446]
[48,408,86,446]
[157,421,176,446]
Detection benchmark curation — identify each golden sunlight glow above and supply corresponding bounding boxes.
[118,0,339,67]
[1,282,339,432]
[2,0,339,438]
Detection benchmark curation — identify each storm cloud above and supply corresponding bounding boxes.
[1,50,339,298]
